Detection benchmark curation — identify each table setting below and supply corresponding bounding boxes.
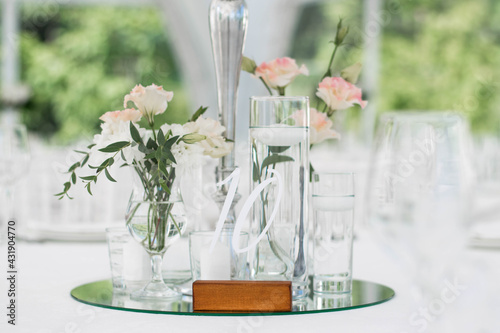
[1,0,500,332]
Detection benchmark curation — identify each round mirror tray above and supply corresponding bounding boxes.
[71,279,394,316]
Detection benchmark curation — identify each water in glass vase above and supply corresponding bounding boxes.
[250,125,309,283]
[125,199,187,300]
[127,203,187,255]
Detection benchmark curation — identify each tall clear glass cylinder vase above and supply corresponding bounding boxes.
[249,96,310,298]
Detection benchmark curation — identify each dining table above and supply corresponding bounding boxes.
[1,227,498,333]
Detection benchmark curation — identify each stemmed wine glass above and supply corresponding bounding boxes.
[0,124,30,221]
[125,182,187,301]
[365,112,473,300]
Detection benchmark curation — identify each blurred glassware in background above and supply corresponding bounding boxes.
[365,111,474,301]
[470,127,500,248]
[0,124,30,241]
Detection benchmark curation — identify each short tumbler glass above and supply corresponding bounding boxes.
[312,172,355,293]
[106,227,130,290]
[106,227,150,291]
[189,230,248,281]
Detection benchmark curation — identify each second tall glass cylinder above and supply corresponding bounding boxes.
[249,96,310,298]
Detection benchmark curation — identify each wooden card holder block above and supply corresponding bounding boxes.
[192,280,292,313]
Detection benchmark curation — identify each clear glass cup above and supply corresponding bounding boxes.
[106,227,129,290]
[189,230,248,281]
[365,111,473,300]
[106,227,151,292]
[249,96,310,298]
[312,172,355,293]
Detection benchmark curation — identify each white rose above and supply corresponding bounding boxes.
[194,117,226,137]
[124,84,174,120]
[200,136,233,159]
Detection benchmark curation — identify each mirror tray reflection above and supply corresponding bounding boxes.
[70,279,395,316]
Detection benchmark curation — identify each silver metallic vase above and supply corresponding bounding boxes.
[209,0,248,226]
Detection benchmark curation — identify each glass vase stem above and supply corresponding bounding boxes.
[150,254,164,283]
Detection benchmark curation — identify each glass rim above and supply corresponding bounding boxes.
[250,96,310,102]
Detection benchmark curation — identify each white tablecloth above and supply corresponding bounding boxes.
[1,233,499,333]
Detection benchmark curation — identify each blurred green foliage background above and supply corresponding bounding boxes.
[18,6,189,143]
[292,0,500,133]
[2,1,499,142]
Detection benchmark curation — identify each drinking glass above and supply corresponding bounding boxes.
[189,230,248,281]
[312,172,355,293]
[0,125,30,234]
[106,227,150,292]
[249,96,310,298]
[365,111,473,299]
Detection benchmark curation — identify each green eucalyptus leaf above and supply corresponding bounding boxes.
[99,158,114,168]
[80,175,97,181]
[252,162,260,182]
[104,168,117,182]
[145,152,157,160]
[158,161,168,177]
[164,149,176,164]
[261,155,295,172]
[158,128,165,145]
[164,135,180,149]
[146,138,157,150]
[190,106,208,122]
[269,146,291,154]
[98,141,130,153]
[129,122,143,144]
[71,172,76,184]
[68,162,81,172]
[81,154,89,167]
[86,183,93,195]
[138,143,147,153]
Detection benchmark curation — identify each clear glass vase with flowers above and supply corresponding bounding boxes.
[242,19,367,296]
[57,84,232,300]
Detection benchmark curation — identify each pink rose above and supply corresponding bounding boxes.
[316,77,367,111]
[291,108,339,144]
[254,57,309,90]
[99,108,142,123]
[124,84,174,119]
